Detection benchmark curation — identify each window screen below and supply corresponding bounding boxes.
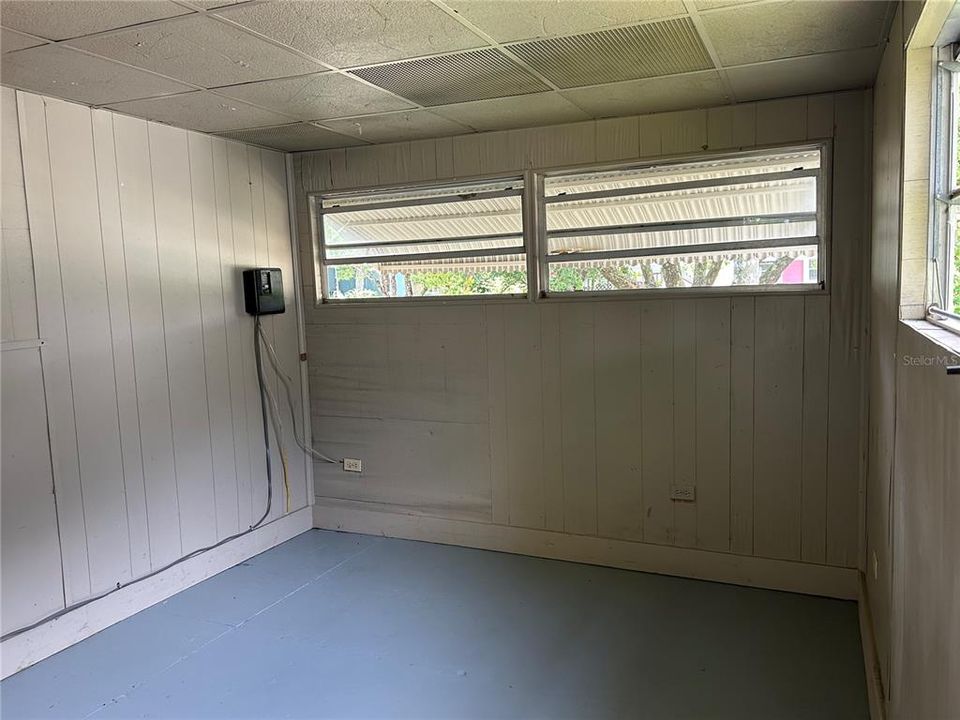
[315,178,526,300]
[542,147,824,293]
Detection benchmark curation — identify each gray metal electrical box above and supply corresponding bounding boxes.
[243,268,285,316]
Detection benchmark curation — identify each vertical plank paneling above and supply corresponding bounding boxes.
[262,149,309,514]
[672,300,697,547]
[559,303,597,535]
[150,123,216,552]
[45,99,131,592]
[226,141,261,528]
[596,117,639,162]
[92,109,151,577]
[113,113,182,568]
[807,94,835,140]
[695,298,731,551]
[452,135,483,177]
[640,300,674,545]
[1,348,65,632]
[212,137,251,535]
[756,97,808,145]
[801,295,830,563]
[503,305,545,528]
[729,297,755,555]
[188,132,240,539]
[539,304,564,532]
[526,122,595,169]
[753,297,804,560]
[826,90,866,568]
[595,302,643,541]
[17,91,91,600]
[247,147,279,523]
[485,304,508,525]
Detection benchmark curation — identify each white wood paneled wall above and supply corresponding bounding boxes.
[1,87,63,635]
[295,91,871,571]
[3,90,307,631]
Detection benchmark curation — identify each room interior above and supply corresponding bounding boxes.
[0,0,958,718]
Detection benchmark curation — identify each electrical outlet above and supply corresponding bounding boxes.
[343,458,362,473]
[670,485,696,502]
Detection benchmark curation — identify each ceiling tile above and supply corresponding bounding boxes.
[1,27,45,53]
[0,45,193,105]
[694,0,762,10]
[216,122,363,151]
[214,1,485,68]
[508,17,713,88]
[351,48,548,106]
[0,1,191,41]
[214,72,414,121]
[433,92,590,132]
[320,110,470,144]
[181,0,250,8]
[725,47,881,102]
[67,15,321,87]
[444,0,686,43]
[107,90,293,132]
[560,71,729,117]
[700,0,889,66]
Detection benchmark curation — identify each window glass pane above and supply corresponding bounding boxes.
[318,179,525,299]
[543,147,822,293]
[325,255,527,300]
[548,246,818,292]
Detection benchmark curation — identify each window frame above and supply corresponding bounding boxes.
[932,43,960,327]
[308,141,832,306]
[535,141,831,299]
[308,175,529,304]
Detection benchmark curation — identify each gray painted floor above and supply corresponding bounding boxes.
[2,530,868,719]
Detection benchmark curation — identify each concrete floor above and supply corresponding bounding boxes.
[2,530,868,719]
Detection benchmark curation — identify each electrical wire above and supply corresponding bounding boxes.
[255,321,340,466]
[1,317,276,643]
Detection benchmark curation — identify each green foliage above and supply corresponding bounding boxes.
[407,268,526,296]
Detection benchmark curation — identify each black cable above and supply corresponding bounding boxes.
[1,316,276,643]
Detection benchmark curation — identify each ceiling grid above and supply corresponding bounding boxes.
[0,0,895,151]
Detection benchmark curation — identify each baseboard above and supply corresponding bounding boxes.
[858,572,886,720]
[313,501,858,600]
[1,507,312,679]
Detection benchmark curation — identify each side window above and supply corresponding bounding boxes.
[313,178,526,301]
[541,146,825,295]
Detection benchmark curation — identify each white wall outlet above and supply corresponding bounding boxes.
[343,458,362,473]
[670,485,696,502]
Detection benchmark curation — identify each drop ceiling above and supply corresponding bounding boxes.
[0,0,895,152]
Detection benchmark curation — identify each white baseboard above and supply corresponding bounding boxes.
[313,501,858,600]
[1,507,312,679]
[858,572,886,720]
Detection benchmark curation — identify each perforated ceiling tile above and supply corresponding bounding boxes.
[320,110,470,144]
[216,123,362,151]
[444,0,686,43]
[560,70,728,118]
[508,17,713,89]
[1,27,45,53]
[725,47,881,102]
[108,90,293,132]
[700,0,889,66]
[0,45,193,105]
[67,14,321,88]
[433,92,590,132]
[350,49,549,106]
[214,72,414,121]
[214,0,485,69]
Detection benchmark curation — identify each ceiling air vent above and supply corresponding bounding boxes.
[508,17,714,89]
[350,48,549,106]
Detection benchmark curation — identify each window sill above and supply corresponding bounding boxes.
[902,319,960,357]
